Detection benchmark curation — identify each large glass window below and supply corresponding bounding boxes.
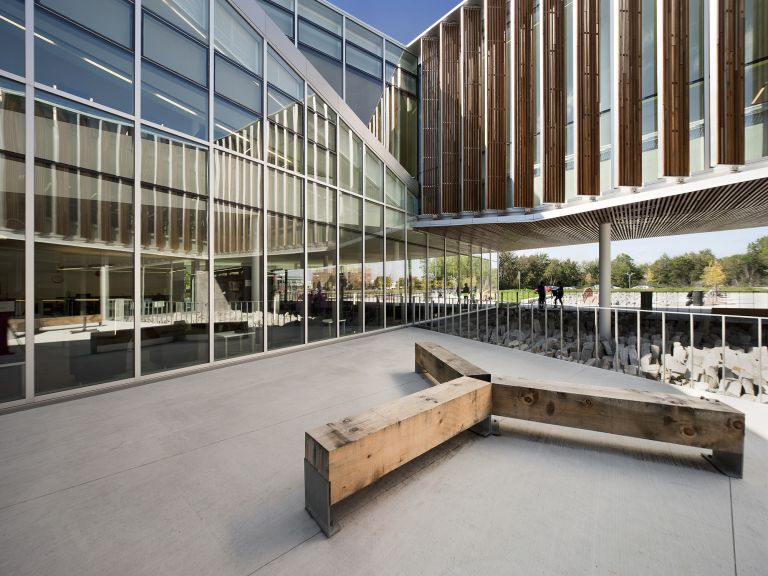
[407,229,427,324]
[338,121,362,193]
[38,0,134,47]
[307,182,336,342]
[140,129,208,256]
[215,0,262,75]
[35,94,135,247]
[143,12,208,86]
[266,169,304,349]
[385,67,418,176]
[35,5,134,113]
[268,49,304,173]
[346,20,382,57]
[298,20,343,91]
[745,0,768,161]
[565,0,575,199]
[641,0,658,184]
[0,79,25,403]
[0,0,25,77]
[256,0,295,40]
[144,0,209,42]
[346,45,384,128]
[385,169,405,209]
[214,151,263,360]
[307,90,337,184]
[140,128,209,374]
[689,0,705,172]
[428,237,445,319]
[599,0,612,192]
[339,193,362,335]
[142,61,208,139]
[365,149,383,201]
[364,201,384,331]
[385,209,406,327]
[298,0,342,36]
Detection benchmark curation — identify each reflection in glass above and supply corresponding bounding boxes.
[385,209,406,327]
[641,0,658,184]
[267,169,304,349]
[268,51,304,173]
[144,0,209,42]
[257,0,295,40]
[307,183,336,342]
[346,20,382,57]
[365,149,383,201]
[35,244,134,394]
[745,0,768,161]
[141,255,209,374]
[386,69,418,176]
[0,80,25,235]
[385,169,405,209]
[35,95,135,247]
[346,66,384,128]
[214,151,263,359]
[299,0,342,35]
[142,61,208,139]
[143,12,208,85]
[599,0,612,192]
[35,8,134,113]
[428,237,445,320]
[689,0,705,172]
[307,90,337,184]
[339,121,363,193]
[0,0,25,76]
[339,193,362,335]
[215,0,263,76]
[214,52,263,158]
[364,202,384,330]
[407,229,427,324]
[141,129,208,255]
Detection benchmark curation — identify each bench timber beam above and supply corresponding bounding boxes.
[491,376,745,478]
[304,375,492,536]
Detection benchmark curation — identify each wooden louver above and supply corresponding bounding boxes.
[441,22,460,214]
[514,0,535,209]
[663,0,689,176]
[718,0,745,165]
[462,7,482,213]
[544,0,565,204]
[485,0,507,211]
[421,36,440,215]
[577,0,600,195]
[617,0,643,187]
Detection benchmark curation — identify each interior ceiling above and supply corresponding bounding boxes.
[413,176,768,252]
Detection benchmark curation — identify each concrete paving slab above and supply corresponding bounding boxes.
[0,328,765,576]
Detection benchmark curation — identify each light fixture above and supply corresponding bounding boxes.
[155,93,197,116]
[34,32,55,45]
[161,0,206,40]
[0,14,24,31]
[752,84,766,106]
[82,57,132,84]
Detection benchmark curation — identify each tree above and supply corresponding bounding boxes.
[611,253,642,287]
[582,260,599,286]
[701,261,726,292]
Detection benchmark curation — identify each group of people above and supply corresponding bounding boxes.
[537,281,565,310]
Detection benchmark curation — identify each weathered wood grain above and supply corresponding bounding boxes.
[415,341,491,385]
[306,376,492,504]
[492,376,745,469]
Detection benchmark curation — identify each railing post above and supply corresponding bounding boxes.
[576,305,580,360]
[560,306,563,359]
[614,310,619,372]
[544,307,548,355]
[531,303,534,351]
[594,307,598,360]
[721,315,726,395]
[689,313,695,388]
[636,310,641,362]
[662,311,667,383]
[759,318,764,403]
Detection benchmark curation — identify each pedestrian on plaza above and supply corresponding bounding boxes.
[554,281,564,308]
[537,282,546,310]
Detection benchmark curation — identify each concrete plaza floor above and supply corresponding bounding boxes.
[0,328,766,576]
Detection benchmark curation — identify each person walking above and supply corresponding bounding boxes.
[554,281,564,308]
[537,282,546,310]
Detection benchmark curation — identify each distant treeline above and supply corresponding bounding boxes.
[499,236,768,289]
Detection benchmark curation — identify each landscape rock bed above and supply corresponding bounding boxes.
[420,305,767,400]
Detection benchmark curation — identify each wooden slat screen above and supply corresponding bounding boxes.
[718,0,745,165]
[441,22,460,214]
[663,0,689,176]
[485,0,507,211]
[514,0,535,208]
[462,7,482,213]
[618,0,643,187]
[577,0,600,195]
[421,36,440,215]
[544,0,565,204]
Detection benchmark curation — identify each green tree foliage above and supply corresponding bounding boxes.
[701,261,726,290]
[610,253,643,287]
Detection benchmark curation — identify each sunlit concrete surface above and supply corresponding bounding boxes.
[0,328,766,576]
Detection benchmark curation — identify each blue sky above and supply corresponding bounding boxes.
[329,0,768,264]
[329,0,458,44]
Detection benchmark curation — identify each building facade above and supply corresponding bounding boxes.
[1,0,766,409]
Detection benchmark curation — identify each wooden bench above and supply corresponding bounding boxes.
[415,340,492,386]
[304,375,492,536]
[491,375,745,478]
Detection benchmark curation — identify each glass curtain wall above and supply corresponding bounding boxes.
[255,0,295,41]
[445,239,460,316]
[306,89,337,185]
[385,42,418,176]
[0,79,25,403]
[339,192,362,335]
[140,129,209,374]
[364,200,384,330]
[407,229,427,324]
[533,2,542,205]
[0,0,25,77]
[213,151,263,360]
[641,0,658,184]
[297,0,343,90]
[267,47,304,173]
[385,208,406,327]
[689,0,705,172]
[345,19,384,141]
[307,182,336,341]
[599,0,612,191]
[34,94,136,394]
[564,0,575,199]
[428,236,445,320]
[745,0,768,161]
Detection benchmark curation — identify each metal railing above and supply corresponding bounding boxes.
[416,301,767,404]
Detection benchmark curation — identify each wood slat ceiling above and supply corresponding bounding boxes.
[414,176,768,251]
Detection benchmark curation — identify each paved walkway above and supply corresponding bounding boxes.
[0,328,765,575]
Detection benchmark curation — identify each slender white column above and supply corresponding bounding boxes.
[599,221,612,337]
